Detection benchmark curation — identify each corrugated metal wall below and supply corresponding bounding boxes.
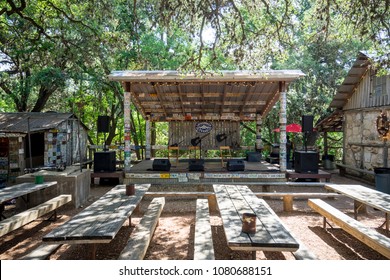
[345,70,390,110]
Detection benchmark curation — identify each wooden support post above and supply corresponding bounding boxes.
[124,87,132,173]
[255,114,263,152]
[145,119,151,160]
[279,82,287,172]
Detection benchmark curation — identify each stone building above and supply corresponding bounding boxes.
[317,52,390,180]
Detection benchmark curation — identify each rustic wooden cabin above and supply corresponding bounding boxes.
[316,51,390,181]
[0,112,88,182]
[108,70,306,185]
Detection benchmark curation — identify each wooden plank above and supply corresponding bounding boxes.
[43,184,150,243]
[0,194,71,238]
[194,199,215,260]
[0,182,58,204]
[20,244,62,260]
[237,185,299,251]
[223,185,274,248]
[308,199,390,259]
[325,184,390,213]
[118,197,165,260]
[213,185,251,247]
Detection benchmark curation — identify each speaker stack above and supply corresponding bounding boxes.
[301,115,314,133]
[97,116,110,133]
[294,151,319,173]
[94,151,116,173]
[227,159,245,171]
[152,159,171,171]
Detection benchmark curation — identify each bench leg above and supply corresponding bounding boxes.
[262,185,270,192]
[283,195,293,212]
[90,244,97,260]
[323,217,327,229]
[354,201,367,219]
[208,195,218,213]
[252,251,256,260]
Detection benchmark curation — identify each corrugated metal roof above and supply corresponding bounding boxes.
[330,52,371,109]
[108,70,305,121]
[0,112,82,134]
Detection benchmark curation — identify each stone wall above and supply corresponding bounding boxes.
[344,109,390,173]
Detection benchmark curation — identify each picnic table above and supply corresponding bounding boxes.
[0,182,58,220]
[42,184,150,259]
[213,184,299,258]
[325,183,390,233]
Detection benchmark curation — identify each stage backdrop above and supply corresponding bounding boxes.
[168,121,240,150]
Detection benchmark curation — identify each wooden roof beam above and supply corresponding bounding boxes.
[176,83,186,117]
[239,83,255,115]
[152,83,168,118]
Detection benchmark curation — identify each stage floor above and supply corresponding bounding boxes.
[124,158,286,185]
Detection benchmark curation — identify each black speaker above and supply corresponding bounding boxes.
[246,152,261,162]
[302,115,313,133]
[152,159,171,171]
[227,159,245,171]
[294,151,318,173]
[94,151,116,172]
[189,159,205,171]
[97,116,110,133]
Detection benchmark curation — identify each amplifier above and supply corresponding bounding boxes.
[152,159,171,171]
[246,152,261,162]
[227,159,245,171]
[189,159,205,171]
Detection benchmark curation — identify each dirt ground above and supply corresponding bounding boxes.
[0,169,388,260]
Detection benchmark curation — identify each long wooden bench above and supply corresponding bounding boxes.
[20,244,62,260]
[194,199,215,260]
[0,194,72,238]
[255,192,340,212]
[336,163,375,177]
[118,197,165,260]
[308,198,390,259]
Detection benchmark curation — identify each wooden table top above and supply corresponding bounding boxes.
[325,183,390,213]
[0,182,57,204]
[43,184,150,244]
[213,184,299,252]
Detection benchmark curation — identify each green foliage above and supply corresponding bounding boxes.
[0,0,389,158]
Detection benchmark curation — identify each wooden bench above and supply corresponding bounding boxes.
[308,198,390,259]
[336,163,375,177]
[0,194,72,238]
[194,199,215,260]
[118,197,165,260]
[255,192,340,212]
[20,244,62,260]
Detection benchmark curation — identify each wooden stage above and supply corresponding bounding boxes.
[124,158,286,185]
